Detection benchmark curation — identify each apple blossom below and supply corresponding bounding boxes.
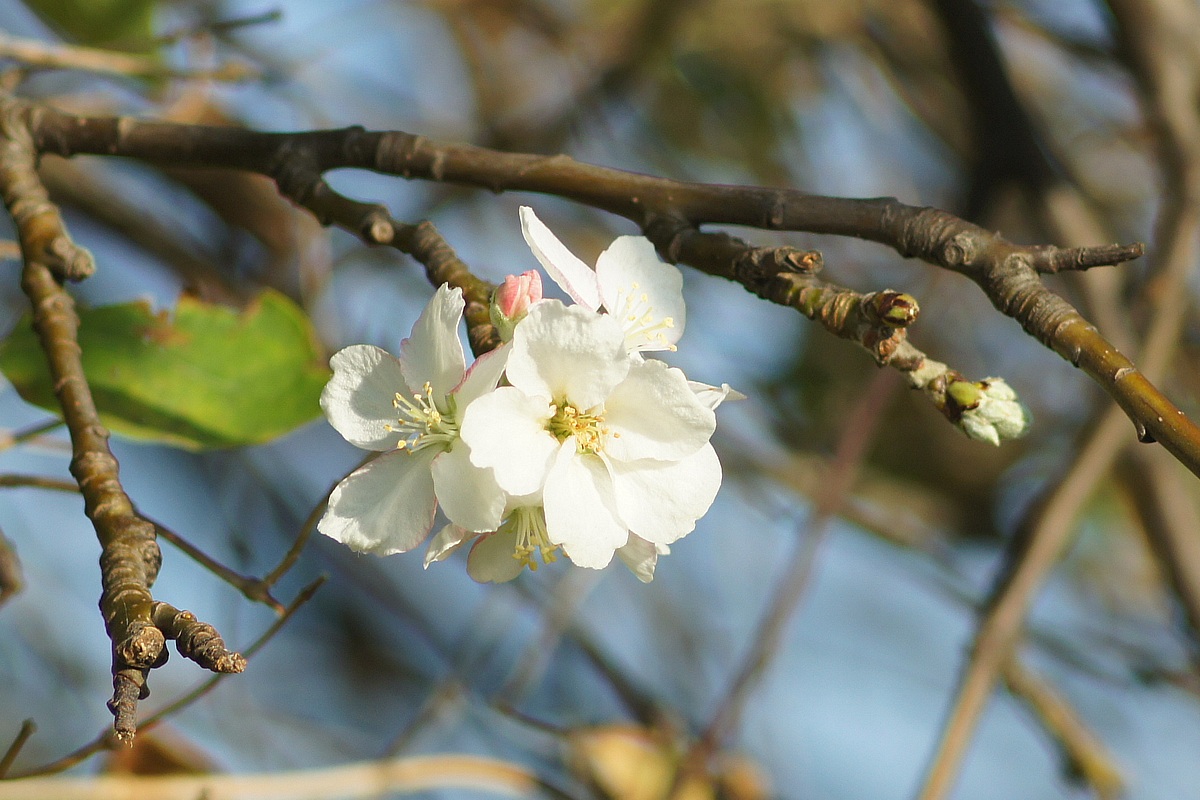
[424,497,552,584]
[519,206,685,354]
[460,299,721,572]
[318,284,508,555]
[426,503,673,584]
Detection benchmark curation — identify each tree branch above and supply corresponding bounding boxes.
[0,527,21,606]
[0,99,242,744]
[1,753,550,800]
[7,578,323,779]
[23,100,1193,471]
[0,31,257,82]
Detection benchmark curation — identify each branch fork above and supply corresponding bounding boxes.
[0,97,243,744]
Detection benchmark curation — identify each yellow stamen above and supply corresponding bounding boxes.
[387,381,458,453]
[505,507,559,571]
[547,400,607,454]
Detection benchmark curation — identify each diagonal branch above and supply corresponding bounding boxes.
[916,0,1200,794]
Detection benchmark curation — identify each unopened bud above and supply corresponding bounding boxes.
[871,291,920,328]
[490,270,543,341]
[954,377,1032,446]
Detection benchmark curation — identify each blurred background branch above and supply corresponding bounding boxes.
[0,1,1197,798]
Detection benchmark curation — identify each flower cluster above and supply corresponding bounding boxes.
[318,208,737,583]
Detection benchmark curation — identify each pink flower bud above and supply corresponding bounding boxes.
[491,270,543,341]
[497,271,542,317]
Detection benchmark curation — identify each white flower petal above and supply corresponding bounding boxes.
[424,523,472,568]
[431,442,507,532]
[454,344,509,406]
[603,359,716,462]
[616,534,660,583]
[320,344,407,450]
[595,235,685,351]
[609,443,721,545]
[399,284,467,402]
[460,386,557,495]
[543,443,627,568]
[318,449,439,555]
[688,380,746,411]
[519,206,601,310]
[467,529,526,583]
[507,301,630,410]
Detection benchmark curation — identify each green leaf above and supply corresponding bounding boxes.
[0,290,331,450]
[25,0,159,52]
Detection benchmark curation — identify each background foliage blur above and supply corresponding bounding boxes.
[1,0,1198,798]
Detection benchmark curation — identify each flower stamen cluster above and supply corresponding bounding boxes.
[509,506,559,570]
[611,282,677,351]
[388,382,458,452]
[547,401,606,454]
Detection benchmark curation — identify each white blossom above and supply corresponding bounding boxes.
[460,300,720,572]
[426,503,672,584]
[520,206,685,354]
[318,285,508,555]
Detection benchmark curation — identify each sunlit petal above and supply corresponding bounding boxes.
[688,380,747,411]
[454,344,510,406]
[604,359,716,462]
[320,344,407,450]
[616,534,662,583]
[318,449,438,555]
[596,235,685,351]
[544,443,627,568]
[507,300,629,410]
[399,284,467,402]
[519,206,601,310]
[424,523,472,568]
[432,443,507,532]
[609,444,721,545]
[460,386,557,495]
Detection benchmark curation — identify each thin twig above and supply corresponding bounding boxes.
[150,520,283,613]
[1003,657,1124,799]
[1119,451,1200,652]
[0,720,35,778]
[0,526,22,606]
[496,569,601,706]
[0,753,548,800]
[917,406,1132,800]
[0,31,258,82]
[914,0,1200,793]
[0,100,246,742]
[251,154,500,354]
[689,369,899,774]
[0,473,78,492]
[156,9,284,44]
[4,489,291,613]
[0,418,63,451]
[6,577,324,779]
[262,485,328,587]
